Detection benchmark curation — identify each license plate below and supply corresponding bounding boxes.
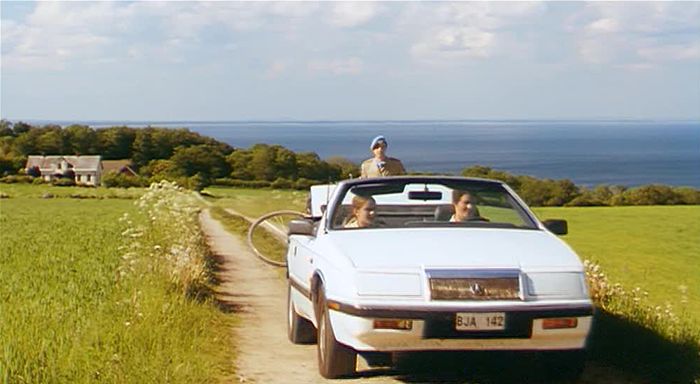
[455,312,506,331]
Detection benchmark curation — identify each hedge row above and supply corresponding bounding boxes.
[212,177,319,190]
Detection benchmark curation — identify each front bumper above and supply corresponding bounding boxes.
[327,302,593,352]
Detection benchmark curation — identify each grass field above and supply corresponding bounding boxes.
[534,205,700,322]
[0,189,234,383]
[203,186,307,217]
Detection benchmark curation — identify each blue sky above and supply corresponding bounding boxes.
[1,1,699,121]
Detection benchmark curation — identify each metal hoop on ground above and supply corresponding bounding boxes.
[247,210,306,267]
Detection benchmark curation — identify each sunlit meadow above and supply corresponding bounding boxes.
[0,182,233,383]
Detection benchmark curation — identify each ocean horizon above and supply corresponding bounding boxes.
[20,119,700,188]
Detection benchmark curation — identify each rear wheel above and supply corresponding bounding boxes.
[287,282,316,344]
[316,291,357,378]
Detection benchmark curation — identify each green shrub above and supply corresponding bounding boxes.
[0,175,33,184]
[0,155,25,175]
[676,187,700,205]
[52,178,76,187]
[271,177,293,189]
[213,178,272,188]
[69,193,98,199]
[294,177,316,190]
[102,172,149,188]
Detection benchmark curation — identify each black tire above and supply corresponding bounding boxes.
[316,290,357,378]
[287,282,316,344]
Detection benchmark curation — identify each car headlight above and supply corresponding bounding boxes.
[356,272,423,297]
[526,272,588,299]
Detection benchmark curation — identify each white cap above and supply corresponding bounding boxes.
[370,135,387,149]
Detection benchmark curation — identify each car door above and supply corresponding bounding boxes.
[288,225,319,319]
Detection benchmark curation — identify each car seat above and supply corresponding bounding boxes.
[434,205,454,221]
[434,204,482,221]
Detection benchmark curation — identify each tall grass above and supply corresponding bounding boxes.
[0,182,234,383]
[585,260,700,382]
[585,260,698,344]
[209,207,288,264]
[124,181,211,297]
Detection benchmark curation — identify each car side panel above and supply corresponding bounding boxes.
[287,236,317,323]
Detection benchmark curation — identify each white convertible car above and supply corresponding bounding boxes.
[285,176,592,379]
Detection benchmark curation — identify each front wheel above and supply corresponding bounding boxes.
[317,292,357,378]
[287,282,316,344]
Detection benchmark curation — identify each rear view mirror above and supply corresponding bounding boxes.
[543,219,568,235]
[408,191,443,201]
[288,219,315,237]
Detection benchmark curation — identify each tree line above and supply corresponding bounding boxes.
[0,120,357,190]
[461,165,700,206]
[1,120,698,206]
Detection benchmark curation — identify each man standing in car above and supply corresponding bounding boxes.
[360,135,406,178]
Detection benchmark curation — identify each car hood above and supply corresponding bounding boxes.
[325,228,583,271]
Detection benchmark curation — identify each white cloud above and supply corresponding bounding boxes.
[1,2,322,70]
[404,2,545,64]
[1,2,138,70]
[433,2,545,29]
[572,2,700,66]
[638,43,700,62]
[586,18,619,34]
[411,27,494,62]
[307,57,363,75]
[327,2,380,28]
[150,2,319,38]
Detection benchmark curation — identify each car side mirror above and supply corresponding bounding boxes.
[288,219,315,237]
[543,219,568,235]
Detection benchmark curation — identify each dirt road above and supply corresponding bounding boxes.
[200,209,641,384]
[201,209,403,383]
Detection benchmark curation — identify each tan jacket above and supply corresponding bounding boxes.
[360,157,406,178]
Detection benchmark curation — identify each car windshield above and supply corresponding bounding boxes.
[329,179,537,230]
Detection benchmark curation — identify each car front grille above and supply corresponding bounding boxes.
[430,278,520,300]
[426,269,521,301]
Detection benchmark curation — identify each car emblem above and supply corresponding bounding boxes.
[469,282,485,296]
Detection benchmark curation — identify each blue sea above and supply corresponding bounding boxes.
[52,120,700,188]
